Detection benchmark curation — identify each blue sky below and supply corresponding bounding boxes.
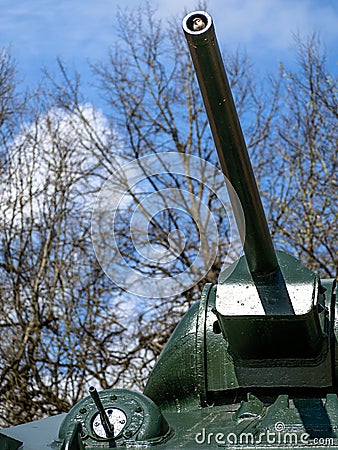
[1,0,338,104]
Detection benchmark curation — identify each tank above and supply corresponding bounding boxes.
[1,10,337,450]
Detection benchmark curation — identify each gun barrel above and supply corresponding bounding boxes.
[182,11,278,276]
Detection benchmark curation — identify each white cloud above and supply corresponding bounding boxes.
[1,104,114,224]
[167,0,337,62]
[2,0,337,54]
[0,0,336,93]
[156,0,338,67]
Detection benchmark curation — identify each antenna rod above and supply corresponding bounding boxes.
[89,386,114,438]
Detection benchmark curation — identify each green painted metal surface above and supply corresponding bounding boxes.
[1,10,338,450]
[2,393,338,448]
[0,432,23,450]
[0,415,65,450]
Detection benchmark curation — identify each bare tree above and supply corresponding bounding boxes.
[263,34,338,278]
[0,95,128,425]
[0,48,24,149]
[93,4,276,287]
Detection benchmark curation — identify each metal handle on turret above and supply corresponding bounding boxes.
[182,11,278,277]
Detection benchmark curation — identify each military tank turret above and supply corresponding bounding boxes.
[1,11,337,450]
